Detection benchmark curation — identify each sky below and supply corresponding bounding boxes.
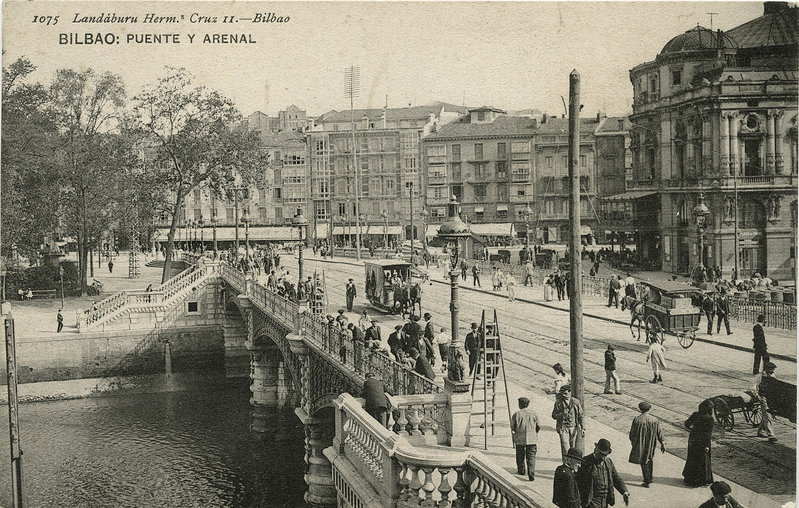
[2,1,766,118]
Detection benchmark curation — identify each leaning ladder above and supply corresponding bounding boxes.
[468,309,513,449]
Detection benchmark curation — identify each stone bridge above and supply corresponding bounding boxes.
[81,255,549,508]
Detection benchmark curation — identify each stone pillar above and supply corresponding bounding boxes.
[720,112,730,175]
[702,110,712,175]
[766,111,776,174]
[686,122,694,175]
[728,112,739,176]
[443,377,472,447]
[774,111,785,174]
[296,408,337,508]
[249,347,280,433]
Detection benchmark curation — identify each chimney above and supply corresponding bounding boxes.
[542,113,547,124]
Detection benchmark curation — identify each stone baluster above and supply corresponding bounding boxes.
[766,110,776,174]
[387,406,396,431]
[398,462,414,506]
[451,467,469,508]
[420,467,437,508]
[720,111,730,174]
[407,406,422,436]
[408,464,423,506]
[437,467,453,508]
[396,408,410,436]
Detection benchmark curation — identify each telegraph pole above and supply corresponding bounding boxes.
[568,70,585,444]
[409,182,414,251]
[5,314,23,508]
[346,66,362,261]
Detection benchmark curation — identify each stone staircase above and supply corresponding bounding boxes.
[78,263,218,332]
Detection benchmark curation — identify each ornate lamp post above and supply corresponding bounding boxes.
[241,207,251,263]
[198,215,205,252]
[381,210,388,249]
[692,192,710,284]
[294,209,309,299]
[523,203,534,249]
[211,210,218,255]
[182,219,189,251]
[421,209,429,250]
[437,196,471,384]
[358,213,365,253]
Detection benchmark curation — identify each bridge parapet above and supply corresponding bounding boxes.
[387,393,449,446]
[327,393,549,508]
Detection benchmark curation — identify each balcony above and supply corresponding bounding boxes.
[427,174,448,185]
[511,171,530,183]
[426,195,451,206]
[509,194,530,203]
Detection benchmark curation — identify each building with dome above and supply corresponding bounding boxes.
[622,1,797,281]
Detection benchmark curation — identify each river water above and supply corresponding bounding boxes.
[0,378,308,507]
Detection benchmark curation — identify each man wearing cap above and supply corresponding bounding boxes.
[755,361,778,441]
[552,385,584,461]
[698,481,744,508]
[511,397,540,481]
[752,314,769,374]
[365,319,382,350]
[628,401,665,487]
[345,278,357,311]
[553,447,582,508]
[576,439,630,508]
[604,345,621,395]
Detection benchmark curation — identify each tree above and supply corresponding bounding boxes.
[48,68,127,295]
[131,67,270,283]
[1,57,60,265]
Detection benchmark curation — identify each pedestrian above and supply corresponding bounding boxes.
[715,289,732,335]
[506,273,516,302]
[607,275,621,308]
[701,292,715,334]
[645,336,666,383]
[553,447,582,508]
[491,267,500,291]
[755,361,778,441]
[628,401,665,487]
[552,385,584,461]
[511,396,540,482]
[524,260,535,286]
[345,278,357,312]
[422,312,435,366]
[387,325,403,362]
[435,327,450,373]
[361,373,389,427]
[624,273,636,298]
[752,314,769,374]
[576,439,630,508]
[544,274,555,301]
[460,259,468,281]
[604,344,621,395]
[358,309,372,332]
[547,362,570,395]
[365,319,382,350]
[464,322,481,377]
[682,399,715,487]
[410,347,435,380]
[699,481,744,508]
[57,309,64,333]
[472,264,481,287]
[554,273,565,300]
[108,259,114,273]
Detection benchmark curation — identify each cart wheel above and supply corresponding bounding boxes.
[645,315,664,344]
[749,402,762,427]
[678,330,696,349]
[713,398,734,431]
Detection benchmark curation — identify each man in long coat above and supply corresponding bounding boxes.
[553,447,582,508]
[576,439,630,508]
[628,401,665,487]
[362,373,389,426]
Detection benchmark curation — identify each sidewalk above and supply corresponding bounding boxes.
[473,379,791,508]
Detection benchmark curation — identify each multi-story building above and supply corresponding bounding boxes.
[262,131,310,224]
[278,105,307,132]
[421,107,537,241]
[627,2,797,279]
[533,116,601,244]
[306,102,466,246]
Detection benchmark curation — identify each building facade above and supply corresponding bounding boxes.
[627,2,798,280]
[422,107,537,241]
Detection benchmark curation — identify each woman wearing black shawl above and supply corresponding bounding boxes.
[682,399,715,486]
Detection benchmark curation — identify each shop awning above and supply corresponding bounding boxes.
[601,191,657,202]
[156,226,300,242]
[469,223,517,237]
[332,226,402,235]
[474,206,485,213]
[496,204,508,211]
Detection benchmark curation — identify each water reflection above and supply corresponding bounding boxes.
[0,378,307,507]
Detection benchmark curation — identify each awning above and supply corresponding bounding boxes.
[156,226,300,242]
[469,223,517,237]
[601,191,657,202]
[474,206,485,213]
[496,205,508,212]
[332,226,402,235]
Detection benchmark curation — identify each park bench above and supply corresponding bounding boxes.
[30,289,58,299]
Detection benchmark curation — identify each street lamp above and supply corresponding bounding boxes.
[241,207,251,264]
[381,210,388,250]
[437,196,471,384]
[183,219,189,251]
[358,213,365,252]
[294,209,309,300]
[692,192,710,284]
[421,209,429,250]
[523,203,534,250]
[198,215,205,253]
[211,210,218,255]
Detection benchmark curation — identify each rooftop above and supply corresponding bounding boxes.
[535,117,600,135]
[727,3,798,48]
[425,116,537,139]
[318,102,467,124]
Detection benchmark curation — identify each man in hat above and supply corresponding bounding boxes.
[387,325,403,362]
[604,345,621,395]
[576,439,630,508]
[410,347,435,381]
[510,396,540,481]
[361,373,389,427]
[698,481,744,508]
[464,322,482,378]
[365,319,382,350]
[553,447,582,508]
[715,288,733,336]
[752,314,769,374]
[628,401,665,487]
[552,385,584,460]
[422,312,436,365]
[345,278,357,311]
[755,361,778,441]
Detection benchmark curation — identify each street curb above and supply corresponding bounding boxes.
[304,255,796,363]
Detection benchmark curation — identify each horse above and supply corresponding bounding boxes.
[622,296,645,340]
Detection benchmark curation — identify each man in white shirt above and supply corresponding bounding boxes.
[624,273,636,298]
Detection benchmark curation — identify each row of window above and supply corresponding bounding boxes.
[426,141,531,161]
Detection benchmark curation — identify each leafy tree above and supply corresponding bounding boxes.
[48,68,127,295]
[1,57,60,264]
[131,67,270,283]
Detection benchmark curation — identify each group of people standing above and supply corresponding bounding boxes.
[544,271,573,302]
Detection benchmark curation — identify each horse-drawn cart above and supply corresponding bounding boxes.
[640,281,701,348]
[364,260,416,313]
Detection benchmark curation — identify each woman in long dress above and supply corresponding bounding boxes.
[645,336,667,383]
[544,275,555,301]
[682,400,715,486]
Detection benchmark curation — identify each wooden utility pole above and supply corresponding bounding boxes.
[5,315,23,507]
[568,70,585,446]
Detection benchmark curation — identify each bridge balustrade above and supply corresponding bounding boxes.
[387,393,448,445]
[330,393,547,508]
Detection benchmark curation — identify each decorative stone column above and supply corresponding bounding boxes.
[248,347,280,433]
[296,408,337,508]
[444,377,472,447]
[720,112,730,175]
[728,112,739,176]
[766,111,776,174]
[774,110,785,174]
